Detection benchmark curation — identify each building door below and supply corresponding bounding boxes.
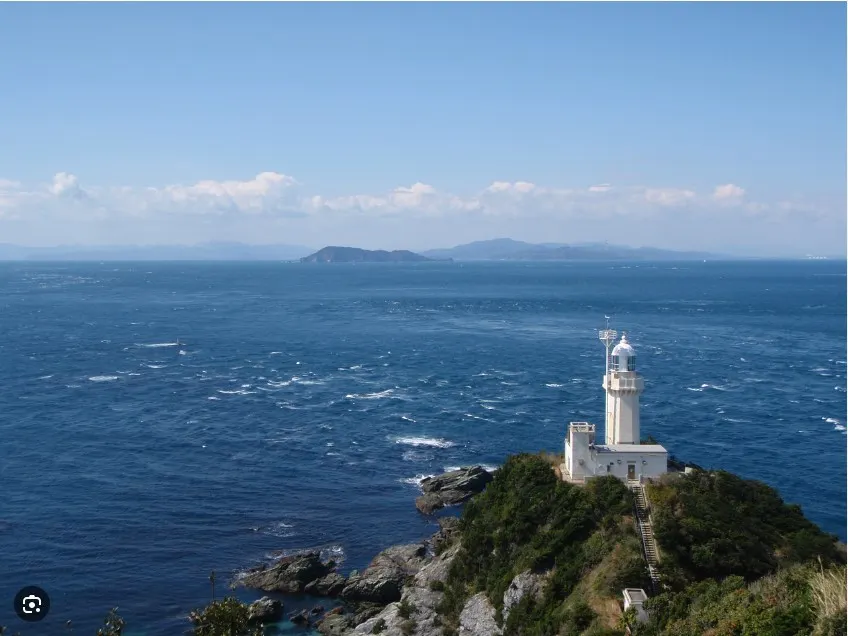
[627,463,636,480]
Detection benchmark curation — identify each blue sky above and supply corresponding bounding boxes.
[0,2,845,255]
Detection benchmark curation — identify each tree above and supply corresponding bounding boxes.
[96,609,126,636]
[189,596,263,636]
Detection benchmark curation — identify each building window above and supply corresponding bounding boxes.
[627,356,636,371]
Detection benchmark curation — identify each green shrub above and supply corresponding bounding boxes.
[429,579,446,592]
[371,617,387,633]
[397,598,415,619]
[649,470,842,584]
[97,609,126,636]
[188,597,263,636]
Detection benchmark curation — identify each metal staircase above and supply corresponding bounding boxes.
[628,480,662,592]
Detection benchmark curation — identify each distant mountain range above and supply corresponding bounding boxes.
[421,239,719,261]
[300,246,435,263]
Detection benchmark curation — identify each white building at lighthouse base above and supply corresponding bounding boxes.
[561,422,667,484]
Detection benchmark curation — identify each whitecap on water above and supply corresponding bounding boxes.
[138,342,180,348]
[399,474,435,486]
[88,375,119,382]
[144,364,167,369]
[394,436,455,448]
[346,389,396,400]
[545,383,564,388]
[402,449,435,462]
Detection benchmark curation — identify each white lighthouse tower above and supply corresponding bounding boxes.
[603,333,644,444]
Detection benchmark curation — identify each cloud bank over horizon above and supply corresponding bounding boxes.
[0,171,843,257]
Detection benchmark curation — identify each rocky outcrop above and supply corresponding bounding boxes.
[289,609,310,625]
[247,596,283,624]
[415,466,494,514]
[459,592,502,636]
[353,543,461,636]
[340,543,428,603]
[305,572,347,596]
[317,610,355,636]
[502,570,546,622]
[240,551,335,593]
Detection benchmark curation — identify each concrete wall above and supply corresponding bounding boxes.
[599,451,667,482]
[565,429,596,481]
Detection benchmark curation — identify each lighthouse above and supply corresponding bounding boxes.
[562,324,667,485]
[603,334,644,445]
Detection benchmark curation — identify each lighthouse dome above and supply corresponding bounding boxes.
[611,335,636,371]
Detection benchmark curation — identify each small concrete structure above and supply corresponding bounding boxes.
[562,327,668,484]
[622,588,649,623]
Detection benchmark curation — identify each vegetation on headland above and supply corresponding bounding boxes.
[435,453,845,636]
[6,453,843,636]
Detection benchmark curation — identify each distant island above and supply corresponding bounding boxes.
[300,246,436,263]
[422,238,720,261]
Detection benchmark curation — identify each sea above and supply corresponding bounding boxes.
[0,260,845,635]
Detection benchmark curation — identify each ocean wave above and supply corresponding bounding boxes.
[218,389,256,395]
[394,436,455,448]
[545,383,564,388]
[402,449,434,462]
[138,342,180,348]
[400,415,416,422]
[346,389,396,400]
[690,383,729,392]
[398,474,435,486]
[37,374,54,380]
[179,350,188,356]
[263,521,296,538]
[88,375,119,382]
[144,364,167,369]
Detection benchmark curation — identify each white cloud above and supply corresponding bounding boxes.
[0,171,840,255]
[642,187,696,207]
[50,172,85,197]
[712,183,746,202]
[485,181,536,194]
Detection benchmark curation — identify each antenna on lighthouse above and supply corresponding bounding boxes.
[599,317,617,440]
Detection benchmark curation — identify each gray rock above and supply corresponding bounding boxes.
[289,609,310,625]
[247,596,283,624]
[415,466,494,514]
[502,570,546,622]
[459,592,502,636]
[317,611,355,636]
[341,543,428,604]
[353,542,461,636]
[429,517,460,553]
[305,572,348,597]
[240,551,334,593]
